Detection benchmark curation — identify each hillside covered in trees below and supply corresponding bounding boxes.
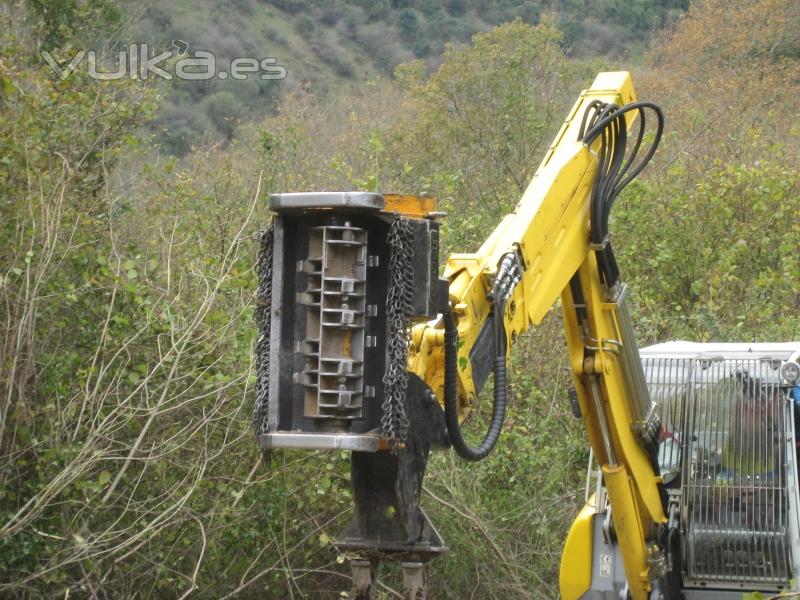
[129,0,686,153]
[1,0,798,597]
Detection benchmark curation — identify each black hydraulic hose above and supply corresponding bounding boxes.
[578,100,665,288]
[443,311,507,461]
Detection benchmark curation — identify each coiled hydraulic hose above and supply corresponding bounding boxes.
[443,310,507,461]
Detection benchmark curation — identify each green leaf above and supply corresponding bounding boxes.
[0,75,15,96]
[98,470,111,486]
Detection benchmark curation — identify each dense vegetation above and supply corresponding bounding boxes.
[130,0,687,154]
[1,0,798,598]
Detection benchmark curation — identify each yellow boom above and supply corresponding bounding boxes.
[408,72,667,599]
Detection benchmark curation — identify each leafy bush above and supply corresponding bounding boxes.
[203,90,245,139]
[617,163,800,342]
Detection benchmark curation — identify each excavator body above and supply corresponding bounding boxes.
[562,342,800,599]
[252,71,800,599]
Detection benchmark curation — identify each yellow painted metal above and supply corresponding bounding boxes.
[558,255,667,598]
[559,500,596,600]
[604,464,651,598]
[383,193,437,218]
[407,72,667,599]
[409,71,638,410]
[566,256,665,527]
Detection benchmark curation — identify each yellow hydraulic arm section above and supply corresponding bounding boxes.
[408,72,667,599]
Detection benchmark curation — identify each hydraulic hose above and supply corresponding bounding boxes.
[578,100,664,288]
[443,311,507,461]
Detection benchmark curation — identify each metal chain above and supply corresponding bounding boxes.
[381,216,415,450]
[253,225,274,437]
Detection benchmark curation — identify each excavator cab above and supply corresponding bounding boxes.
[566,342,800,598]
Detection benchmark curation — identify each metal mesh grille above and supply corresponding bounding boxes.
[643,358,692,482]
[643,356,792,586]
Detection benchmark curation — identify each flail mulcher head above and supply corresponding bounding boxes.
[253,191,450,598]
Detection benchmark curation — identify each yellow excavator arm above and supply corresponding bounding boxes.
[408,72,668,599]
[256,71,676,600]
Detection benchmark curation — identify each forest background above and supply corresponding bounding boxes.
[1,0,799,597]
